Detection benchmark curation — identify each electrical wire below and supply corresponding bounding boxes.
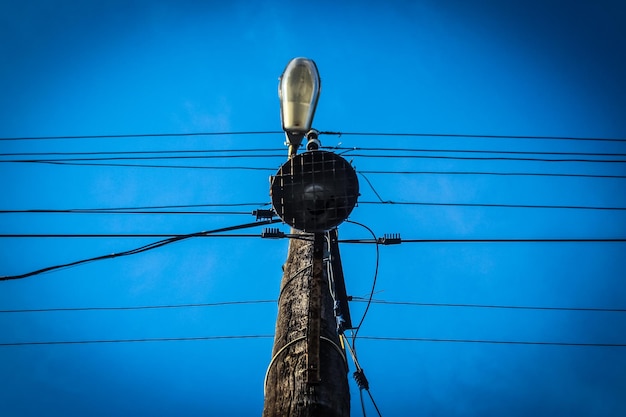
[3,147,626,159]
[350,298,626,313]
[2,298,623,314]
[0,154,287,163]
[0,202,271,215]
[0,148,285,157]
[0,335,275,347]
[345,221,380,349]
[0,234,265,238]
[357,201,626,211]
[320,131,626,143]
[0,210,252,216]
[0,219,280,281]
[4,154,626,164]
[0,131,283,141]
[15,160,277,171]
[359,170,626,180]
[0,300,276,314]
[344,154,626,164]
[334,146,626,158]
[2,130,625,142]
[357,336,626,347]
[339,238,626,244]
[2,335,624,348]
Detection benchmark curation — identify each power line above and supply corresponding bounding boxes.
[346,154,626,164]
[3,146,625,160]
[0,131,283,141]
[0,335,275,347]
[340,238,626,244]
[1,234,623,242]
[0,219,281,281]
[351,298,626,313]
[0,234,264,238]
[13,160,278,171]
[0,154,286,163]
[357,336,626,347]
[4,154,626,164]
[13,159,624,181]
[357,201,626,211]
[0,300,276,314]
[321,131,626,143]
[345,220,380,353]
[1,335,624,348]
[0,148,285,157]
[2,130,625,143]
[0,210,252,215]
[360,170,626,180]
[336,146,626,158]
[2,298,623,315]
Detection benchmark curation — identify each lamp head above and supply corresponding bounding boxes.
[279,58,321,149]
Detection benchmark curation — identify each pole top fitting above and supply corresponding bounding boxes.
[306,129,321,151]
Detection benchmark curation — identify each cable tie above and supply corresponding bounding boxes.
[377,233,402,245]
[261,228,285,239]
[253,209,275,221]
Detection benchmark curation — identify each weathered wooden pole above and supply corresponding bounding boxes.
[262,232,350,417]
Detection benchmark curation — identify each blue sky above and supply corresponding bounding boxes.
[1,1,625,416]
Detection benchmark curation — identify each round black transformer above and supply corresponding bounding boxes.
[270,150,359,233]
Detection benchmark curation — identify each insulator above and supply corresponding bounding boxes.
[261,228,285,239]
[353,369,370,390]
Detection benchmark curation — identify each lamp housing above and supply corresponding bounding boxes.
[279,58,321,148]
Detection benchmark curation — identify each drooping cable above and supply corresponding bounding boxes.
[344,221,380,349]
[0,219,280,281]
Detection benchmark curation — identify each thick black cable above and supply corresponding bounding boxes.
[0,234,264,238]
[0,154,286,163]
[0,210,251,215]
[0,219,280,281]
[340,238,626,244]
[60,202,269,211]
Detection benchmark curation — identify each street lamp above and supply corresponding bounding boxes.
[279,57,321,154]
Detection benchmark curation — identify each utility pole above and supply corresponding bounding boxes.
[262,233,349,416]
[262,58,359,417]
